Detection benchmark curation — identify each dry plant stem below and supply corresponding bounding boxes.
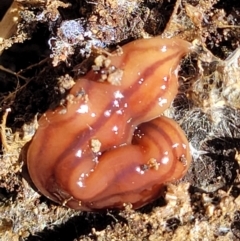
[0,65,29,82]
[0,0,20,52]
[0,108,11,151]
[0,56,49,83]
[217,24,240,28]
[0,57,50,108]
[162,0,182,37]
[17,57,49,75]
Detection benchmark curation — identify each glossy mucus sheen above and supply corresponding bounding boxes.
[27,37,191,211]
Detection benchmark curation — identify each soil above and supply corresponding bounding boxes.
[0,0,240,240]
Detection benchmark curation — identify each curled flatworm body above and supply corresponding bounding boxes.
[26,36,192,211]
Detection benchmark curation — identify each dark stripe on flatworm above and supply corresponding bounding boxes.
[54,51,180,167]
[139,119,180,182]
[89,118,187,204]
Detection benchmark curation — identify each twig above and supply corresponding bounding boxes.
[0,108,11,152]
[0,65,29,82]
[17,57,49,75]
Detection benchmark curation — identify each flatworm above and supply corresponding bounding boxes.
[26,36,192,211]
